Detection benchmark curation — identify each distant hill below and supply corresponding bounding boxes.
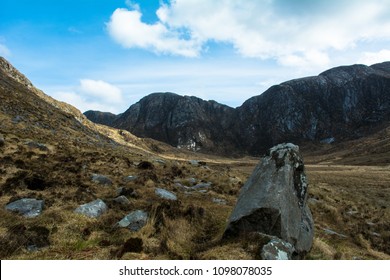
[85,62,390,156]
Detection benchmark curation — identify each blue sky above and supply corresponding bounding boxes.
[1,0,390,114]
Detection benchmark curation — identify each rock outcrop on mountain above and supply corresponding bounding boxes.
[85,62,390,156]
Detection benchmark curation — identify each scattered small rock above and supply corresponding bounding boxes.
[123,175,138,182]
[74,199,108,218]
[91,174,112,186]
[370,232,381,237]
[261,238,295,260]
[118,210,148,231]
[320,137,335,144]
[154,159,166,165]
[12,115,23,124]
[187,178,197,185]
[212,198,227,205]
[25,141,49,151]
[346,209,359,215]
[155,188,177,201]
[323,228,347,238]
[192,182,212,189]
[113,195,131,206]
[5,198,44,217]
[189,160,200,166]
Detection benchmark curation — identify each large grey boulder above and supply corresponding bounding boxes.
[74,199,108,218]
[223,143,314,256]
[5,198,44,217]
[118,210,148,231]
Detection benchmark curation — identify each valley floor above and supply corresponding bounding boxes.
[1,143,389,259]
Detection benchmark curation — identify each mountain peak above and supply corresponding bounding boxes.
[0,57,33,89]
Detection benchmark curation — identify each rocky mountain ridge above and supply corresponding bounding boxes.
[85,62,390,156]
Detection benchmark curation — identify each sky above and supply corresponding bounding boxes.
[1,0,390,114]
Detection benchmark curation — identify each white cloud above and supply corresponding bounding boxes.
[79,79,123,104]
[107,0,390,68]
[125,0,140,11]
[0,43,11,57]
[50,80,124,113]
[107,8,200,57]
[358,49,390,65]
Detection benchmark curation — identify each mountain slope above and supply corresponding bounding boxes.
[85,62,390,156]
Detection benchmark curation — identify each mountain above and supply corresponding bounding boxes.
[236,62,390,154]
[113,92,238,155]
[85,62,390,155]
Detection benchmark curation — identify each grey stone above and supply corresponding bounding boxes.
[192,182,212,189]
[212,198,227,205]
[123,175,137,182]
[25,141,49,151]
[223,143,314,256]
[92,174,112,186]
[5,198,44,217]
[155,188,177,201]
[154,159,166,165]
[113,195,131,205]
[261,238,295,260]
[187,178,197,185]
[12,115,23,124]
[189,160,200,166]
[118,210,148,231]
[74,199,108,218]
[323,228,347,238]
[320,137,335,144]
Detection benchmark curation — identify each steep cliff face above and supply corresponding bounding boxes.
[111,92,237,154]
[84,62,390,156]
[236,62,390,154]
